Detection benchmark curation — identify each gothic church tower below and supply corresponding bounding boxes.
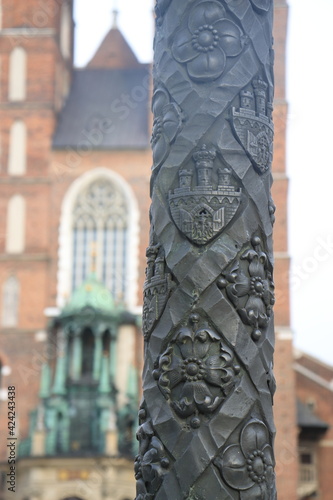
[0,1,303,499]
[0,0,74,454]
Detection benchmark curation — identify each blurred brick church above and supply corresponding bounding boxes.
[0,1,332,499]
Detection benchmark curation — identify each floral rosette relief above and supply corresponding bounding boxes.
[217,236,275,341]
[153,315,241,429]
[151,87,183,170]
[214,419,276,498]
[172,1,247,83]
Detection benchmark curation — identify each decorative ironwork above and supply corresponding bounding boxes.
[172,1,246,83]
[214,419,276,498]
[142,245,175,340]
[154,317,241,427]
[138,0,276,497]
[169,145,242,245]
[217,235,275,341]
[151,87,183,172]
[230,77,274,174]
[135,407,171,499]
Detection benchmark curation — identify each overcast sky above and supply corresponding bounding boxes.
[74,0,333,366]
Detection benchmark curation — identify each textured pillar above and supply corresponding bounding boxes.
[136,1,276,499]
[72,328,82,380]
[93,330,104,380]
[52,328,67,395]
[109,328,117,382]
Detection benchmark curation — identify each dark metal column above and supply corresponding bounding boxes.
[136,1,276,498]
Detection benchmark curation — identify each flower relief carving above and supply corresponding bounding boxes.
[151,87,183,170]
[153,314,241,429]
[217,236,275,341]
[172,1,247,83]
[214,419,276,498]
[135,407,170,500]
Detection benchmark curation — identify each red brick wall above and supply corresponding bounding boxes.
[272,2,299,498]
[0,331,48,455]
[296,366,333,500]
[0,0,72,461]
[1,0,70,31]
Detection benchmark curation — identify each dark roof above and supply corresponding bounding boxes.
[53,67,150,150]
[297,399,329,430]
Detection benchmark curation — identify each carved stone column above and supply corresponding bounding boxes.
[136,1,276,498]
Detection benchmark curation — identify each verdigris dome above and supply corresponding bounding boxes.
[62,273,117,315]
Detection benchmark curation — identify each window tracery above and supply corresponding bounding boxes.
[72,178,129,302]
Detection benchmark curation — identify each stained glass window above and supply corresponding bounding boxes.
[72,178,129,302]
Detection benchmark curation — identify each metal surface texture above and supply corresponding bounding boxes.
[136,1,276,498]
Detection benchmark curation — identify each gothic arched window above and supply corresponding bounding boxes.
[1,276,19,327]
[8,47,27,101]
[58,169,139,308]
[60,1,72,60]
[8,120,27,175]
[6,195,25,253]
[72,178,129,301]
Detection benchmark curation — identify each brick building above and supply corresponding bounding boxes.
[295,352,333,500]
[0,1,331,499]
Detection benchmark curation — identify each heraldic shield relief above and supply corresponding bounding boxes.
[142,245,174,339]
[169,145,242,246]
[230,76,274,175]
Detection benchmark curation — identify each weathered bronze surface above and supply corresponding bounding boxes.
[136,1,276,498]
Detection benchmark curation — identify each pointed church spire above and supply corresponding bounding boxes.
[86,2,140,70]
[112,8,119,29]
